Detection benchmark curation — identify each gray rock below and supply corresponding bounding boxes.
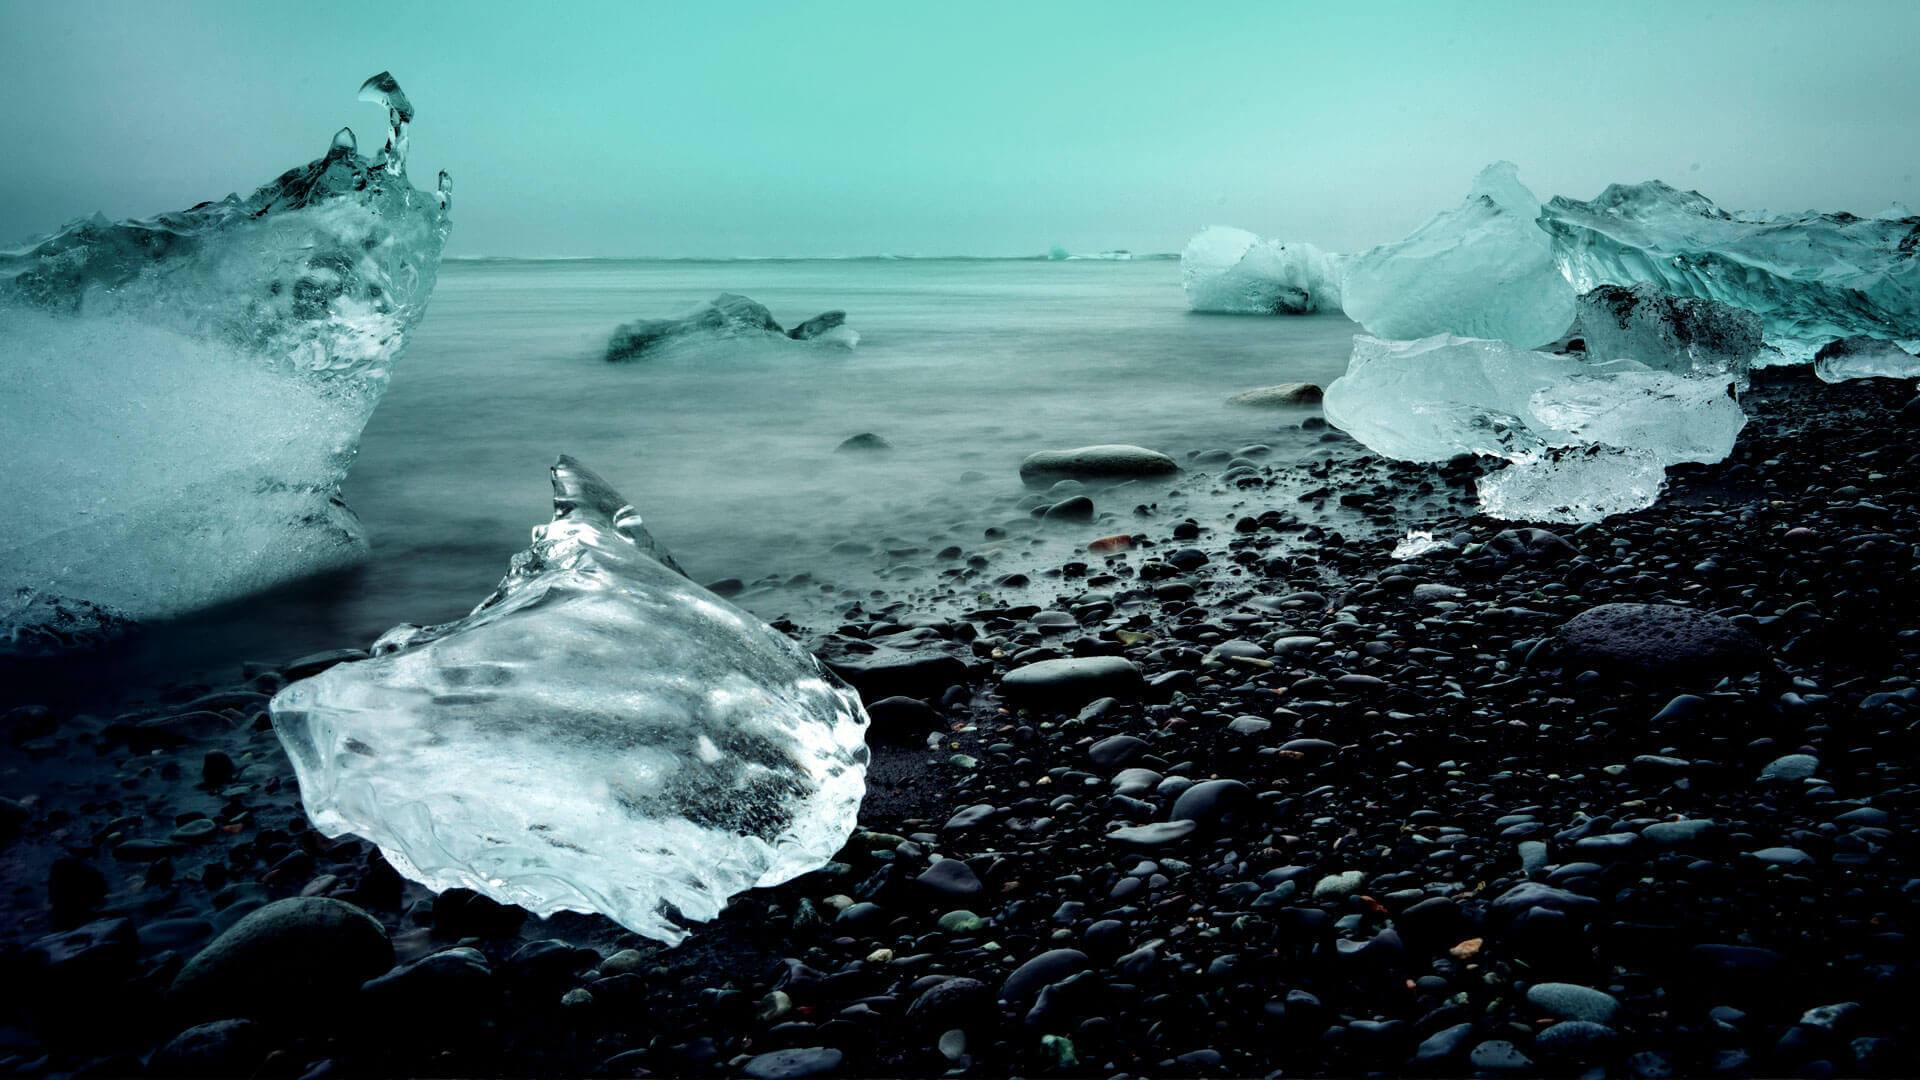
[171,897,392,1018]
[1227,383,1323,407]
[1553,603,1765,676]
[1526,981,1622,1023]
[1018,445,1178,487]
[1002,657,1144,705]
[742,1047,844,1080]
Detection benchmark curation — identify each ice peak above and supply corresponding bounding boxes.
[357,71,414,173]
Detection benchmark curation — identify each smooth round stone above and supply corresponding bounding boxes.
[1526,981,1622,1024]
[1002,657,1145,706]
[1018,445,1178,487]
[1758,753,1819,783]
[1312,870,1365,899]
[1105,821,1197,848]
[742,1047,844,1080]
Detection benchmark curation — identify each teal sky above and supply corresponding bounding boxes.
[2,0,1916,258]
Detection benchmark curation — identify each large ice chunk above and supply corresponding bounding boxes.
[1181,226,1345,314]
[1812,336,1920,383]
[1341,163,1576,348]
[268,457,870,944]
[1542,181,1920,362]
[1324,334,1745,522]
[0,73,450,652]
[606,293,858,361]
[1575,283,1761,387]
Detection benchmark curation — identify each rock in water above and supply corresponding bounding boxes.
[268,457,870,944]
[1019,445,1179,487]
[1323,334,1745,523]
[1227,383,1323,407]
[0,73,451,653]
[1542,181,1920,362]
[1341,162,1576,348]
[1181,227,1345,314]
[1812,336,1920,383]
[1575,283,1762,386]
[606,294,857,360]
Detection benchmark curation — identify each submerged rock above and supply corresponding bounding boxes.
[1019,445,1179,487]
[0,72,451,651]
[606,293,857,360]
[1227,383,1323,407]
[269,457,870,944]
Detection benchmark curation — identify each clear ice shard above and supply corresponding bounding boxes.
[0,73,450,653]
[1341,163,1576,349]
[1181,227,1345,314]
[1324,334,1746,523]
[267,457,870,944]
[1813,336,1920,383]
[1541,180,1920,362]
[1574,283,1761,387]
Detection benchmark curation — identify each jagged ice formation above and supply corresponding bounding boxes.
[0,73,450,653]
[1181,227,1345,314]
[268,457,870,944]
[1324,334,1746,523]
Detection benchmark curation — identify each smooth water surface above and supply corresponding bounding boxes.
[85,258,1361,689]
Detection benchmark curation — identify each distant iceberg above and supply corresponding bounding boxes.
[0,73,450,653]
[1182,226,1345,314]
[270,456,870,944]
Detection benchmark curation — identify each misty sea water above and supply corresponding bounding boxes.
[89,257,1362,688]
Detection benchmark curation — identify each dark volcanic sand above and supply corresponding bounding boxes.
[4,367,1920,1078]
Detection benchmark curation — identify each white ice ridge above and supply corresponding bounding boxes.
[0,72,451,654]
[269,457,871,945]
[1812,336,1920,383]
[1542,181,1920,363]
[1324,334,1746,523]
[1181,227,1345,314]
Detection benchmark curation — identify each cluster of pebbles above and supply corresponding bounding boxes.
[4,367,1919,1078]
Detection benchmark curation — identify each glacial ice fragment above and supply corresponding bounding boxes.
[605,293,858,361]
[1812,336,1920,383]
[1341,163,1576,348]
[1323,335,1745,522]
[1541,181,1920,362]
[1574,283,1761,387]
[1181,227,1345,314]
[267,457,870,944]
[0,74,450,653]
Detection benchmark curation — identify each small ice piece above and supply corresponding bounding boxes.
[1542,181,1920,363]
[606,294,857,361]
[1324,334,1745,522]
[269,457,870,944]
[1181,226,1345,314]
[1812,336,1920,383]
[1575,284,1761,387]
[1341,163,1576,348]
[1391,530,1446,559]
[1,73,450,652]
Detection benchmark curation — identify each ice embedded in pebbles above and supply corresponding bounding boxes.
[1341,162,1576,349]
[1575,283,1761,387]
[0,73,450,652]
[1324,334,1745,523]
[1181,226,1345,314]
[1812,336,1920,384]
[268,457,870,944]
[1542,180,1920,363]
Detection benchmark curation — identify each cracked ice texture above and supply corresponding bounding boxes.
[1181,227,1345,314]
[1541,180,1920,363]
[1576,283,1761,388]
[0,73,450,653]
[269,457,870,944]
[1341,163,1576,349]
[1324,334,1745,523]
